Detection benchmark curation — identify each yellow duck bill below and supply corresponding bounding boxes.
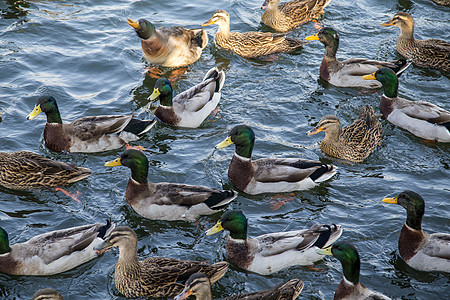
[105,157,122,167]
[27,105,42,120]
[206,221,224,235]
[215,136,233,149]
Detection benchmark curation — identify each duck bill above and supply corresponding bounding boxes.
[174,289,193,300]
[215,136,234,149]
[148,88,161,101]
[127,18,141,29]
[307,126,322,136]
[27,105,42,120]
[206,221,224,235]
[261,0,269,9]
[362,72,376,80]
[202,19,215,26]
[94,240,113,251]
[305,33,319,41]
[316,245,332,255]
[381,20,394,26]
[382,196,398,204]
[105,157,122,167]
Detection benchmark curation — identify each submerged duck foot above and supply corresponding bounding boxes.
[270,193,295,210]
[125,143,147,151]
[55,188,81,203]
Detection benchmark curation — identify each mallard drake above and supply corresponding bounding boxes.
[105,149,237,221]
[305,27,410,88]
[202,10,307,58]
[148,67,225,128]
[317,242,391,299]
[363,68,450,142]
[27,96,156,153]
[206,210,343,275]
[174,272,304,300]
[127,18,208,68]
[382,191,450,272]
[307,105,382,163]
[94,226,229,298]
[33,288,64,300]
[261,0,332,32]
[382,12,450,72]
[0,220,115,276]
[215,125,336,195]
[0,151,91,190]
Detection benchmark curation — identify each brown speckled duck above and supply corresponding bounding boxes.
[202,10,307,58]
[27,96,155,153]
[0,151,91,190]
[127,18,208,68]
[382,12,450,72]
[33,288,64,300]
[307,105,382,163]
[261,0,333,32]
[95,226,229,298]
[174,272,304,300]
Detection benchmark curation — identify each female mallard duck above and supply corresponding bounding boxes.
[382,191,450,272]
[0,220,115,276]
[33,288,64,300]
[175,272,304,300]
[431,0,450,6]
[27,96,156,152]
[317,242,391,299]
[307,105,382,163]
[261,0,332,32]
[363,68,450,142]
[206,210,342,275]
[105,149,237,221]
[382,12,450,72]
[305,27,410,88]
[202,10,307,58]
[148,67,225,128]
[127,18,208,68]
[215,125,336,195]
[94,226,229,298]
[0,151,91,190]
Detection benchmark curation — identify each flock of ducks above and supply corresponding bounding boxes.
[0,0,449,299]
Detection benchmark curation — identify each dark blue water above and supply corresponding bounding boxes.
[0,0,449,299]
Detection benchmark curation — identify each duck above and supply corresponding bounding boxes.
[382,190,450,272]
[127,18,208,68]
[305,27,411,88]
[148,67,225,128]
[104,149,237,221]
[33,288,64,300]
[382,12,450,72]
[202,10,307,58]
[206,210,343,275]
[261,0,333,32]
[0,151,91,190]
[362,68,450,142]
[0,220,115,276]
[215,125,337,195]
[174,272,304,300]
[317,242,391,299]
[27,96,156,153]
[94,226,229,298]
[431,0,450,6]
[307,105,383,163]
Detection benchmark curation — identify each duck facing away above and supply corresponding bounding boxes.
[27,96,155,153]
[317,242,391,299]
[202,10,307,58]
[215,125,336,195]
[307,105,382,163]
[382,12,449,72]
[0,220,115,276]
[0,151,91,190]
[305,27,410,88]
[105,149,236,221]
[174,272,304,300]
[127,18,208,68]
[261,0,333,32]
[32,288,64,300]
[363,68,450,142]
[382,191,450,272]
[94,226,229,298]
[148,67,225,128]
[206,210,343,275]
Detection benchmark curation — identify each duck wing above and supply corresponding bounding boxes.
[396,99,450,125]
[423,233,450,259]
[66,115,133,141]
[173,77,217,112]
